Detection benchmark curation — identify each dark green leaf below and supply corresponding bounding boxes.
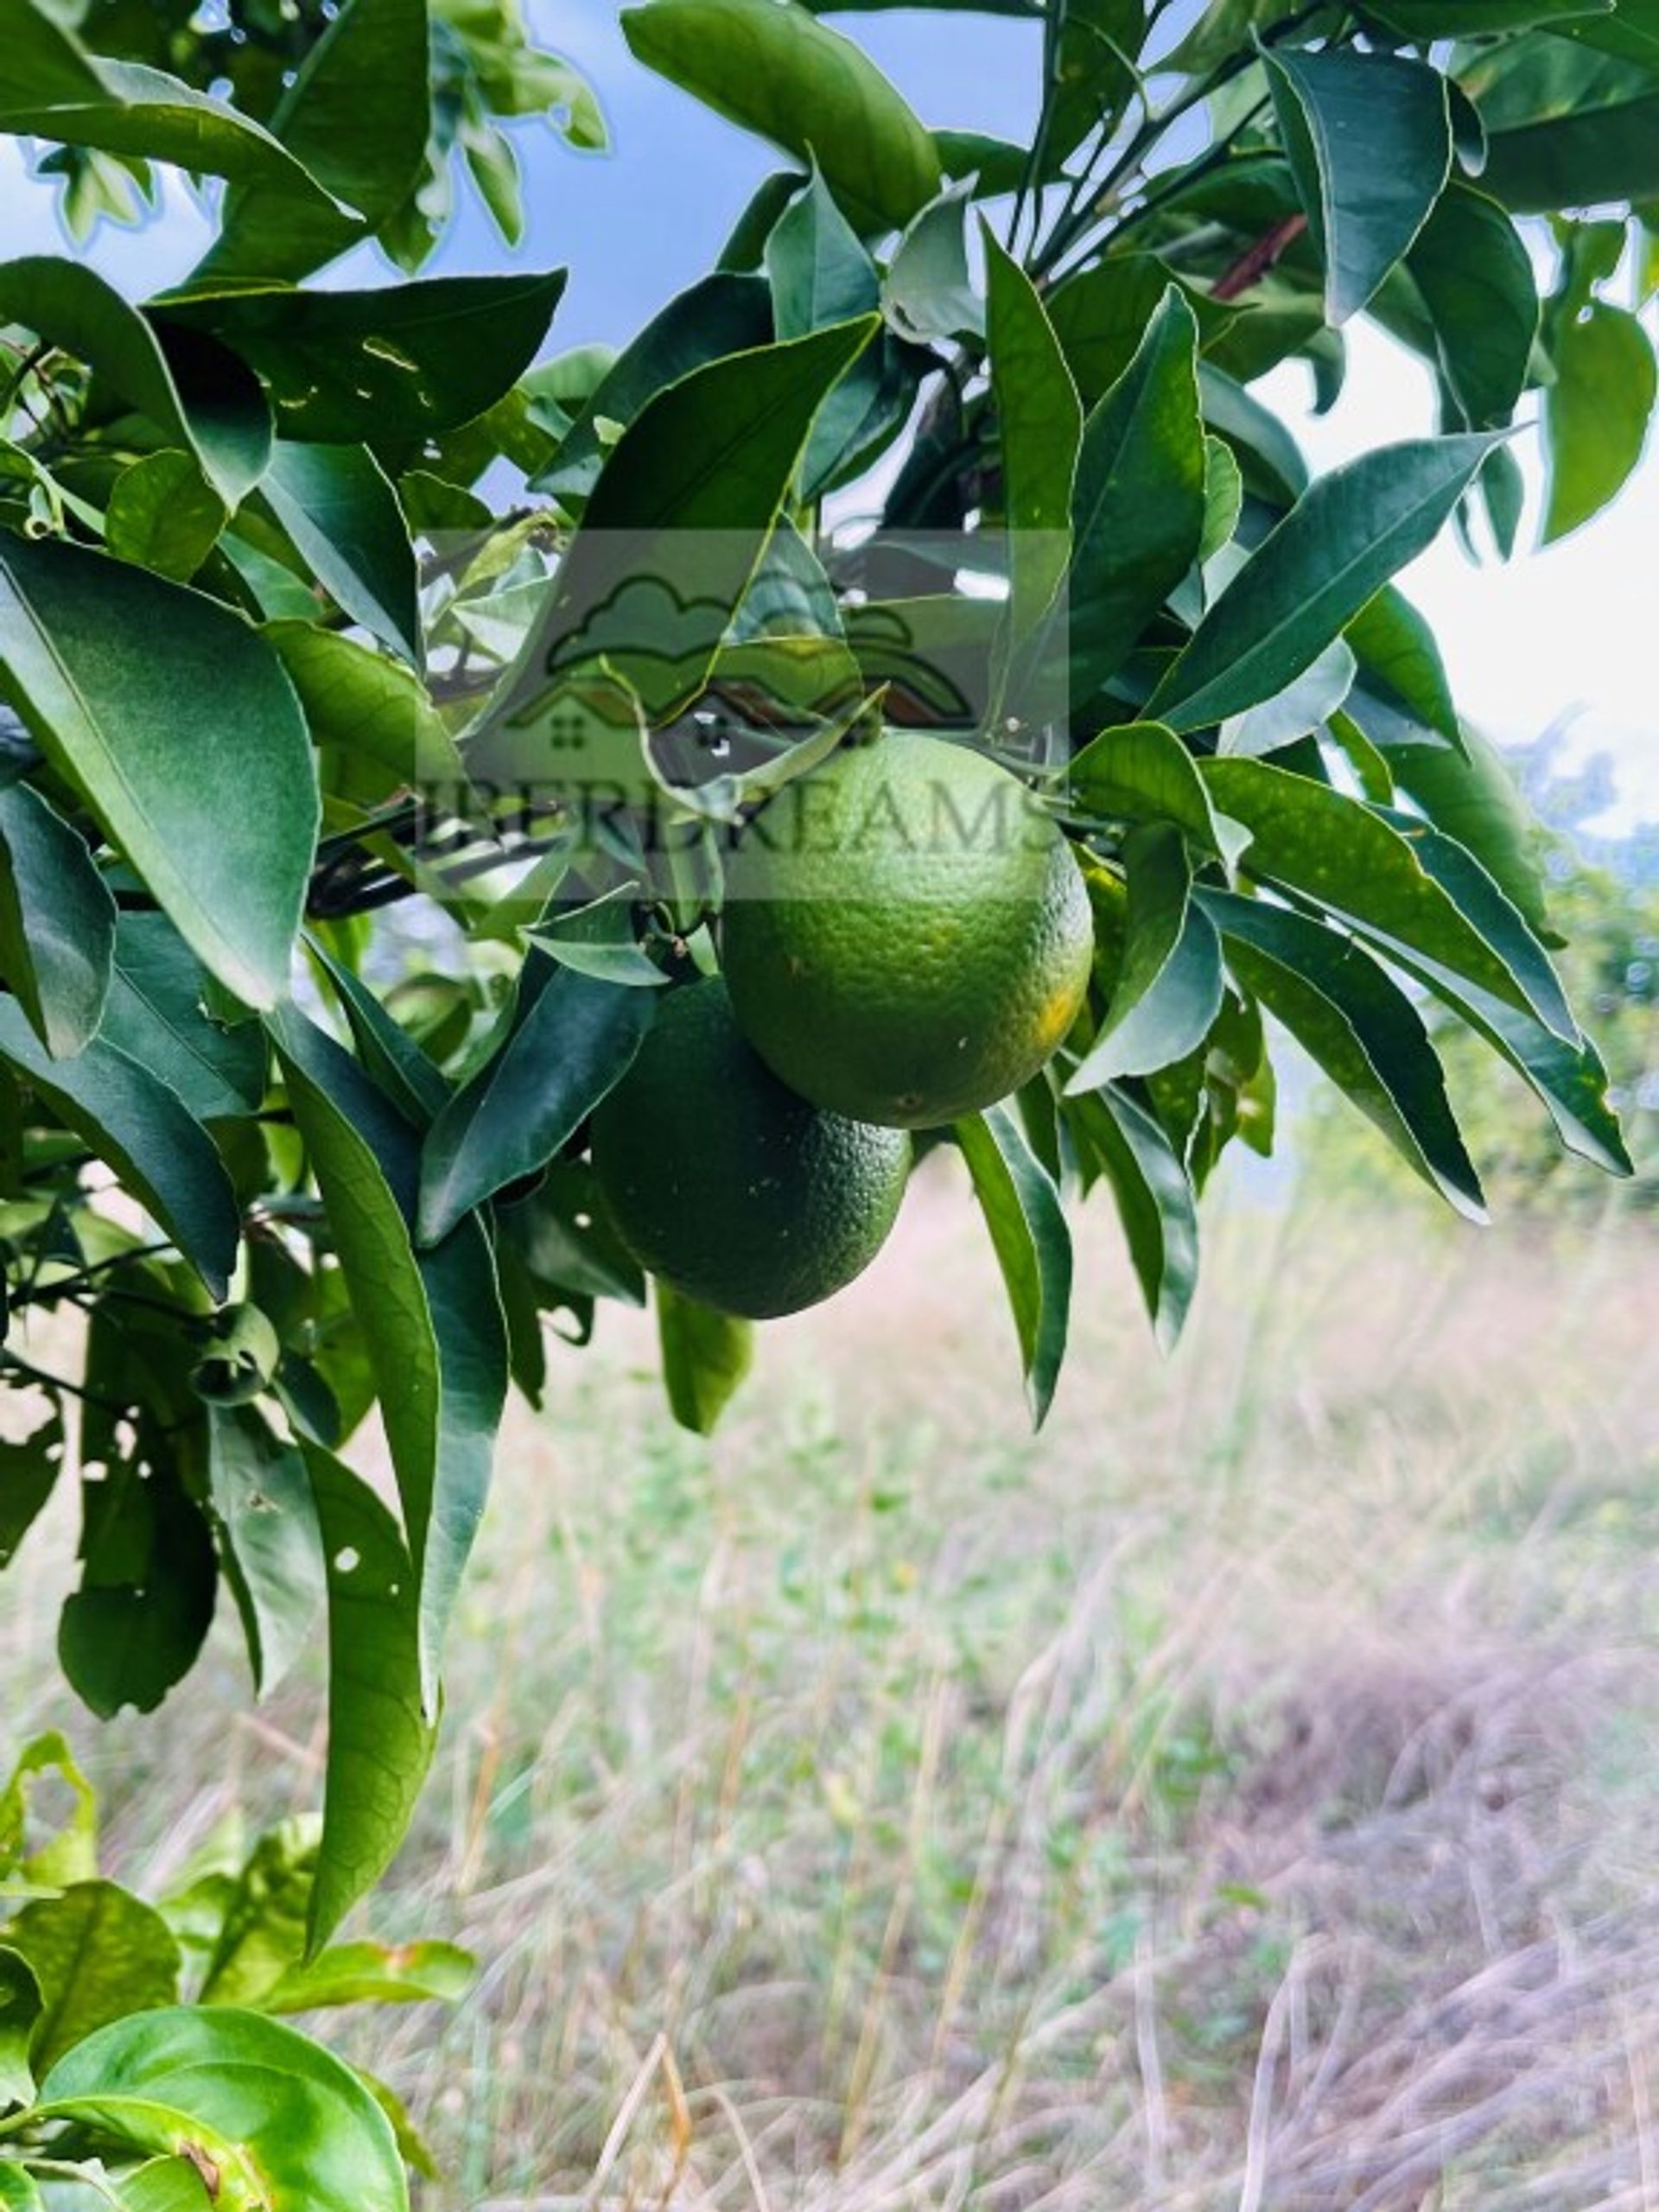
[984,229,1081,674]
[302,1446,435,1956]
[0,535,317,1010]
[1365,1,1611,30]
[265,622,466,808]
[1065,1081,1199,1348]
[1386,724,1552,931]
[1150,434,1501,732]
[0,777,115,1059]
[1069,825,1225,1085]
[1203,888,1485,1217]
[0,1948,41,2111]
[197,0,430,283]
[0,1400,64,1575]
[262,444,421,667]
[621,0,943,237]
[1201,756,1573,1037]
[3,1883,180,2075]
[765,168,897,495]
[206,1406,326,1701]
[1542,302,1656,543]
[1067,287,1206,706]
[0,11,347,215]
[1198,362,1309,505]
[418,961,654,1246]
[0,1001,238,1298]
[1472,39,1659,212]
[486,321,876,747]
[156,273,569,448]
[1264,45,1452,324]
[268,1007,506,1708]
[657,1281,753,1436]
[99,912,268,1124]
[1344,583,1462,750]
[38,2005,408,2209]
[308,945,451,1127]
[954,1103,1072,1427]
[0,259,270,507]
[1407,183,1537,430]
[533,273,773,503]
[1065,719,1235,857]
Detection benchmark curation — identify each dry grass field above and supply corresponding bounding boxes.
[4,1147,1657,2209]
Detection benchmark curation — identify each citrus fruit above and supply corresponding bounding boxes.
[721,733,1092,1127]
[590,976,911,1319]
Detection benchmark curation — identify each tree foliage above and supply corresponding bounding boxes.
[0,2,1652,2183]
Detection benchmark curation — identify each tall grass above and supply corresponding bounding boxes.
[4,1154,1657,2209]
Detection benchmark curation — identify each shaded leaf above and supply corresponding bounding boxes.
[1068,825,1225,1085]
[0,535,316,1010]
[954,1103,1072,1427]
[206,1407,326,1701]
[657,1281,753,1436]
[262,445,421,667]
[0,777,115,1059]
[1203,888,1485,1217]
[0,1001,238,1300]
[156,272,569,449]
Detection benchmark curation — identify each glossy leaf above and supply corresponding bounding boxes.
[418,960,654,1246]
[118,2159,213,2211]
[0,10,347,214]
[156,273,569,448]
[1149,433,1501,732]
[1069,826,1225,1086]
[199,0,430,283]
[99,913,268,1124]
[0,1001,238,1299]
[1344,583,1462,751]
[268,1007,506,1711]
[265,623,466,809]
[2,1883,181,2075]
[0,260,270,507]
[984,229,1081,670]
[0,536,317,1011]
[1219,637,1356,758]
[621,0,943,237]
[301,1446,435,1956]
[657,1281,753,1436]
[1542,302,1657,543]
[1365,805,1630,1174]
[38,2004,409,2210]
[765,168,894,495]
[1066,1082,1200,1350]
[883,180,983,342]
[1406,183,1538,430]
[1265,45,1452,324]
[1200,757,1574,1039]
[262,445,421,667]
[955,1103,1072,1427]
[1473,41,1659,212]
[1067,287,1206,707]
[1065,720,1235,859]
[1204,889,1485,1217]
[0,777,115,1059]
[488,321,875,745]
[533,272,773,503]
[206,1407,326,1701]
[1387,724,1552,932]
[105,452,226,585]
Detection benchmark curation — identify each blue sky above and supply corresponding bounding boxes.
[3,3,1652,829]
